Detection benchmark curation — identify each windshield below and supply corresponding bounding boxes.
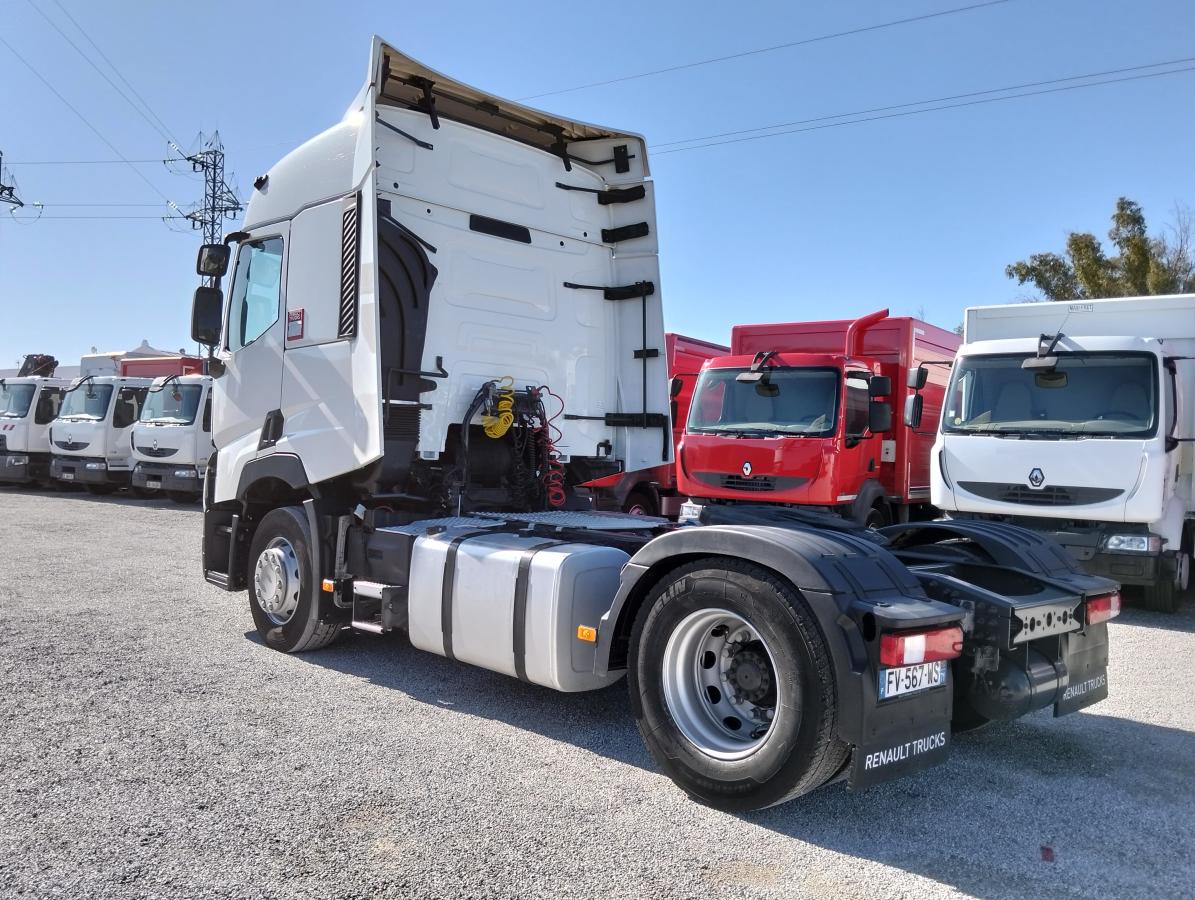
[943,352,1158,438]
[0,383,36,419]
[140,384,202,425]
[59,384,114,421]
[688,367,839,436]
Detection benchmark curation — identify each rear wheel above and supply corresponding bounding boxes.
[247,506,341,653]
[629,559,847,811]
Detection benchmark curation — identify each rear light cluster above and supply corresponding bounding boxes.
[1085,591,1121,625]
[879,625,964,668]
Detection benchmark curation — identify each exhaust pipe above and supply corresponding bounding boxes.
[844,309,888,358]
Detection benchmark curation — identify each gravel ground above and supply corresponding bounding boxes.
[0,488,1192,900]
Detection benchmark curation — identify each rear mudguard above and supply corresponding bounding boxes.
[598,524,964,786]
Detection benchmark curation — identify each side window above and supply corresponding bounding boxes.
[34,387,64,425]
[844,373,870,436]
[228,237,284,351]
[113,387,147,429]
[202,396,212,433]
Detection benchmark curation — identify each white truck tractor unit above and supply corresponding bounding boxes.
[930,295,1195,613]
[0,355,68,487]
[50,375,152,494]
[191,38,1120,810]
[130,374,214,504]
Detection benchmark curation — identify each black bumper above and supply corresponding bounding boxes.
[0,451,50,484]
[50,456,128,486]
[132,461,202,493]
[1067,547,1162,586]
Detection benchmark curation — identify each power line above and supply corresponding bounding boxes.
[3,159,180,165]
[653,56,1195,149]
[517,0,1017,100]
[651,62,1195,156]
[24,0,178,147]
[46,0,182,147]
[0,35,178,209]
[3,215,188,220]
[30,202,169,207]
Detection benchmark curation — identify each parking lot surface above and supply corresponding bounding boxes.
[0,488,1192,899]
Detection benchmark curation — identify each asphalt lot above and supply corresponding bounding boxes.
[0,488,1192,900]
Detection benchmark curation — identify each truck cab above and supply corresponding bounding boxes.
[679,311,958,526]
[932,295,1195,612]
[0,376,69,486]
[49,375,152,494]
[130,374,214,504]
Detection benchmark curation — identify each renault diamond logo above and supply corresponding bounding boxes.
[1028,467,1045,488]
[66,432,73,443]
[152,438,159,451]
[742,461,753,478]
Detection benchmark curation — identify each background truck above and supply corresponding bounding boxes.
[0,354,68,487]
[586,332,727,517]
[189,38,1120,810]
[50,374,152,494]
[678,311,958,526]
[130,374,214,504]
[926,294,1195,612]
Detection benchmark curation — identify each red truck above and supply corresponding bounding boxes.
[119,356,204,378]
[587,332,727,517]
[676,310,958,526]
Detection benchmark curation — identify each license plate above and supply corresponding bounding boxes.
[147,479,161,489]
[61,472,74,481]
[879,661,946,700]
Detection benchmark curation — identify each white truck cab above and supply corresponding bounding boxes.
[932,295,1195,611]
[0,376,69,486]
[50,375,153,494]
[130,374,214,504]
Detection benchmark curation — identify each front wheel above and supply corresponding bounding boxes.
[167,490,201,505]
[85,484,117,496]
[1140,578,1177,613]
[629,559,847,811]
[247,506,341,653]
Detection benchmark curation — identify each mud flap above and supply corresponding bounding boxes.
[849,725,952,790]
[1055,623,1110,717]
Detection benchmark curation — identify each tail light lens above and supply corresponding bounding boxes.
[1085,591,1121,625]
[879,625,964,667]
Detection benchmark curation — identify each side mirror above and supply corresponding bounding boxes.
[868,400,892,434]
[904,394,924,428]
[907,366,928,390]
[869,375,892,397]
[192,286,224,347]
[197,244,231,278]
[669,376,683,398]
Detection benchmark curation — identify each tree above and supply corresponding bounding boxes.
[1005,198,1195,301]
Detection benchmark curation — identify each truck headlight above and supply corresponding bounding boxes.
[173,469,197,478]
[85,462,106,471]
[6,456,28,467]
[1103,534,1162,553]
[678,501,704,525]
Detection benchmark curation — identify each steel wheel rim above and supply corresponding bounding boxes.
[661,608,782,760]
[253,536,301,626]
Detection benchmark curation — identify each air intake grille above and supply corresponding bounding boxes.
[721,474,776,492]
[958,481,1123,506]
[0,435,6,452]
[53,439,89,451]
[384,405,421,440]
[691,471,809,494]
[337,193,361,338]
[136,445,178,458]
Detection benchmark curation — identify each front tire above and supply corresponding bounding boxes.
[1140,577,1178,613]
[247,506,341,653]
[85,484,117,496]
[167,490,201,505]
[629,559,847,811]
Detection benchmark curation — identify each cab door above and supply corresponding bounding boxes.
[211,226,289,496]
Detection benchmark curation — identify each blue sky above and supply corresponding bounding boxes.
[1,0,1192,368]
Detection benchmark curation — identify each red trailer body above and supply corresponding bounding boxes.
[587,332,727,517]
[677,312,957,524]
[119,356,204,378]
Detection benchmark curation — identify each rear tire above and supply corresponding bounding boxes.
[247,506,341,653]
[629,559,847,811]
